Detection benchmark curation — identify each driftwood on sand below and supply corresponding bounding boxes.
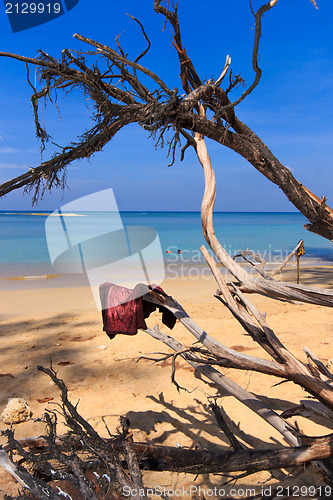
[1,366,333,500]
[1,1,333,498]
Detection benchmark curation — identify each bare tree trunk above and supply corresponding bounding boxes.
[7,435,333,476]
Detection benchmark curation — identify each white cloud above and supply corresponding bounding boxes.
[0,147,17,153]
[0,147,38,154]
[0,162,27,169]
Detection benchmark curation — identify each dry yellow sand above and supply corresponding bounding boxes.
[0,266,333,497]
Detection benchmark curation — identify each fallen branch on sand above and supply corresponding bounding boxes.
[1,366,333,500]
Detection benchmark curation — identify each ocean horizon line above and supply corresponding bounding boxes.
[0,209,303,214]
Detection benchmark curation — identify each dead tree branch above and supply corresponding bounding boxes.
[200,246,333,409]
[4,433,333,477]
[2,367,333,498]
[214,0,278,117]
[194,107,333,305]
[145,325,300,447]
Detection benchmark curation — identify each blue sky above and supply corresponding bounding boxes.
[0,0,332,211]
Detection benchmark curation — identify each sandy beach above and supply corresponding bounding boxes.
[1,265,333,497]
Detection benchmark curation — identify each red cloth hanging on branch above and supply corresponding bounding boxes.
[99,283,176,340]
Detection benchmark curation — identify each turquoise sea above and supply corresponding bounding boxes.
[0,211,332,288]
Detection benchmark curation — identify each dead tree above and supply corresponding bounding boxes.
[1,0,333,497]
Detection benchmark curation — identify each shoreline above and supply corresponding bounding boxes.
[1,264,333,318]
[1,258,333,291]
